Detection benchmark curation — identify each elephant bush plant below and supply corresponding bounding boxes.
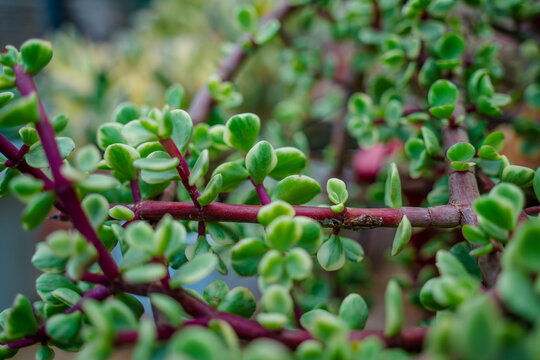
[1,0,540,359]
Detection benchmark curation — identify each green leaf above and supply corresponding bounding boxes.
[257,201,295,227]
[256,313,289,331]
[483,131,504,152]
[525,83,540,109]
[462,225,489,245]
[133,318,156,360]
[79,174,120,192]
[272,175,321,205]
[501,165,535,187]
[436,33,465,60]
[478,145,500,161]
[212,161,249,192]
[20,39,53,75]
[266,215,301,251]
[254,19,280,45]
[82,194,109,229]
[121,120,158,146]
[474,196,514,231]
[74,145,101,173]
[497,269,540,322]
[348,93,372,116]
[317,235,345,271]
[293,216,323,254]
[198,174,223,206]
[341,237,365,262]
[25,137,75,168]
[327,178,348,211]
[125,221,155,254]
[123,264,167,284]
[140,151,180,184]
[391,215,412,256]
[104,143,140,180]
[217,287,256,318]
[302,311,346,342]
[284,247,312,280]
[169,110,193,154]
[446,142,475,162]
[166,327,225,360]
[150,294,185,327]
[166,84,185,109]
[97,123,127,150]
[269,147,307,180]
[477,95,502,117]
[245,141,277,184]
[36,273,80,305]
[4,294,39,339]
[36,346,54,360]
[154,214,186,257]
[428,80,458,119]
[0,93,40,126]
[339,293,368,330]
[421,127,440,156]
[384,279,403,337]
[261,285,292,316]
[9,175,43,202]
[385,163,402,208]
[171,253,217,287]
[112,102,140,125]
[231,238,269,276]
[203,280,229,307]
[511,221,540,272]
[46,312,82,342]
[237,4,258,32]
[19,126,38,146]
[51,288,82,307]
[223,113,260,153]
[189,149,209,186]
[51,113,69,133]
[436,250,469,278]
[258,249,284,282]
[108,205,135,221]
[534,167,540,203]
[22,191,55,230]
[133,154,178,171]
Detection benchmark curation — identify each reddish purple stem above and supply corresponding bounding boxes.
[130,178,142,203]
[250,177,271,205]
[13,65,119,280]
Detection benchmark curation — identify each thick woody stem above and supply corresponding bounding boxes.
[442,102,501,287]
[188,2,302,124]
[13,65,119,280]
[127,201,460,228]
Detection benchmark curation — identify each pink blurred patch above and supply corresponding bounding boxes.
[353,140,402,183]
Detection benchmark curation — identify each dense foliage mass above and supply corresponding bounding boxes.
[1,0,540,359]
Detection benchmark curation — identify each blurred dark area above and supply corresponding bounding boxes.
[0,0,151,47]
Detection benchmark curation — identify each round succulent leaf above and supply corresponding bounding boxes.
[51,113,68,133]
[293,216,323,254]
[108,205,135,221]
[501,165,535,187]
[326,178,348,206]
[341,237,365,262]
[473,196,515,231]
[9,174,44,201]
[534,167,540,203]
[22,191,56,230]
[133,318,156,360]
[435,250,469,278]
[166,84,185,109]
[167,110,193,154]
[296,340,324,360]
[36,346,54,360]
[82,193,109,229]
[462,225,489,245]
[446,142,475,162]
[261,285,293,315]
[140,151,181,184]
[0,92,14,108]
[171,253,218,287]
[450,161,475,171]
[348,93,373,116]
[272,175,321,205]
[391,215,412,256]
[133,156,179,171]
[97,123,127,150]
[477,96,502,117]
[197,174,223,207]
[525,83,540,109]
[317,235,346,271]
[153,214,185,256]
[217,287,256,318]
[482,131,504,152]
[231,238,269,276]
[46,312,82,342]
[269,147,307,180]
[20,39,53,75]
[25,137,75,168]
[469,243,494,257]
[104,143,140,180]
[203,280,229,307]
[511,221,540,272]
[224,113,260,153]
[166,326,225,360]
[4,294,39,339]
[149,293,185,327]
[339,293,369,330]
[245,141,277,184]
[496,268,540,322]
[256,313,289,331]
[36,273,81,306]
[51,288,82,307]
[428,80,458,119]
[189,149,209,186]
[384,279,403,337]
[436,33,465,60]
[78,174,120,192]
[266,215,302,251]
[74,145,101,173]
[478,145,500,161]
[284,247,312,280]
[123,263,167,284]
[237,4,258,32]
[257,200,295,227]
[112,102,140,125]
[384,163,402,208]
[121,120,158,146]
[212,161,250,192]
[302,311,347,342]
[19,126,39,146]
[421,126,440,156]
[258,249,284,282]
